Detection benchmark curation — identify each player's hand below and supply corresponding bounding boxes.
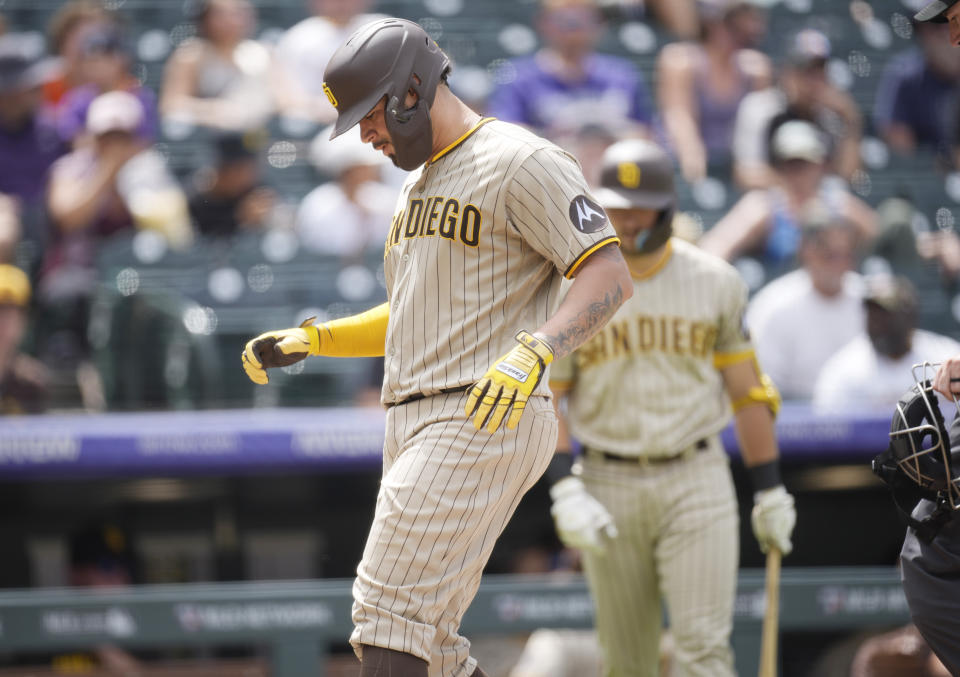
[241,317,321,385]
[465,330,554,433]
[751,485,796,555]
[549,476,618,555]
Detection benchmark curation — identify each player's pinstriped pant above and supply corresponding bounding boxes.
[351,391,558,677]
[578,436,739,677]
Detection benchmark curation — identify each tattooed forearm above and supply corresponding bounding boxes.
[540,283,624,360]
[534,242,631,360]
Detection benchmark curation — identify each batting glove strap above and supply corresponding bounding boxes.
[751,485,796,556]
[549,476,618,555]
[241,318,321,385]
[465,330,555,433]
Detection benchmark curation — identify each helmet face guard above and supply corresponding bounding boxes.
[888,363,960,509]
[323,18,451,171]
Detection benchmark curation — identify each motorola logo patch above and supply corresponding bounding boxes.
[569,195,608,233]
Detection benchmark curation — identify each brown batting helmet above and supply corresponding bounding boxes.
[595,139,676,254]
[322,18,451,170]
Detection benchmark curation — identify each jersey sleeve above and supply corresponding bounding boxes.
[505,147,620,279]
[713,271,754,364]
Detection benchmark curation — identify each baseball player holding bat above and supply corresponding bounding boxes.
[240,18,632,677]
[546,138,797,677]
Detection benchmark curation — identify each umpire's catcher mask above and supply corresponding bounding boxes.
[880,363,960,509]
[594,139,675,255]
[322,18,451,171]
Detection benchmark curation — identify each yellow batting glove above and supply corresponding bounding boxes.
[241,317,321,385]
[465,330,554,433]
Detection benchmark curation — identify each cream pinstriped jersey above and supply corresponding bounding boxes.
[380,118,619,406]
[551,238,752,457]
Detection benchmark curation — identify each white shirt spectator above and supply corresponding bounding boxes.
[732,87,784,172]
[746,268,864,400]
[812,330,960,413]
[296,180,395,257]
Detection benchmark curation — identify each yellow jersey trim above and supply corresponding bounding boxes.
[564,236,622,279]
[628,240,674,281]
[713,348,755,369]
[428,117,495,165]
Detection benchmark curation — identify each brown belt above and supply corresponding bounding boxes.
[386,384,472,408]
[587,438,709,465]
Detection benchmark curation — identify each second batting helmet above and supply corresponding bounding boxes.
[595,138,676,254]
[322,18,451,171]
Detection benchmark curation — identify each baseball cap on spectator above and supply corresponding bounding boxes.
[770,119,829,165]
[214,132,258,167]
[0,264,30,307]
[0,33,58,94]
[863,274,918,315]
[86,90,144,135]
[786,28,831,68]
[914,0,960,23]
[309,124,388,177]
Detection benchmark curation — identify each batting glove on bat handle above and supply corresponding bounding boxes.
[241,317,322,385]
[751,485,796,555]
[465,330,554,433]
[549,476,618,555]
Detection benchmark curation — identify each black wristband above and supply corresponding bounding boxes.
[545,453,575,485]
[748,460,782,492]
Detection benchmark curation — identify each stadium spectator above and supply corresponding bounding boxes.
[295,123,396,258]
[732,28,863,189]
[874,19,960,165]
[850,624,950,677]
[699,119,876,267]
[188,132,278,237]
[745,212,864,401]
[656,0,771,182]
[160,0,277,132]
[57,521,142,674]
[485,0,654,147]
[40,91,147,380]
[812,275,960,412]
[0,195,18,264]
[0,264,47,415]
[42,0,114,106]
[631,0,699,40]
[273,0,386,124]
[0,33,66,214]
[54,24,158,146]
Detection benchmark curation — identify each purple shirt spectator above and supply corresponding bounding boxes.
[487,53,653,138]
[56,83,158,144]
[0,108,65,208]
[874,48,959,153]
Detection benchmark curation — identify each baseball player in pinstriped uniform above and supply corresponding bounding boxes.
[240,18,633,677]
[545,139,797,677]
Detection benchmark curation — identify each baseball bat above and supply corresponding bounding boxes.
[758,548,782,677]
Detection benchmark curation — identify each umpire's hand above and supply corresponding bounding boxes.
[465,330,554,433]
[550,476,618,555]
[242,318,321,384]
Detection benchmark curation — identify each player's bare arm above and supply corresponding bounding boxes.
[535,244,632,360]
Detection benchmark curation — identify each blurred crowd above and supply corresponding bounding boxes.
[0,0,959,417]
